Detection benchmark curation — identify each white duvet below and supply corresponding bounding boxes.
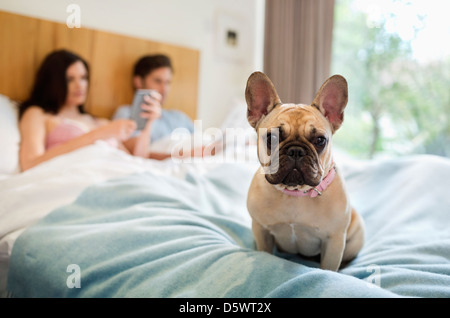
[0,139,253,295]
[3,138,450,298]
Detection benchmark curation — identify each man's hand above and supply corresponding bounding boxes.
[140,92,162,129]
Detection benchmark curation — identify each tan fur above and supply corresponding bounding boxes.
[246,72,364,271]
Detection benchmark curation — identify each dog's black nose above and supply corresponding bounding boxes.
[287,146,306,159]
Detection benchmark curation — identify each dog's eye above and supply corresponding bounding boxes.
[266,132,280,150]
[314,136,327,148]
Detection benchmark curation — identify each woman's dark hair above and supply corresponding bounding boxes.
[133,54,173,78]
[19,49,89,118]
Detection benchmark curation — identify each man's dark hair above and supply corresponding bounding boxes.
[133,54,173,78]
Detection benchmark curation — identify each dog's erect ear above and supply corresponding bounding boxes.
[245,72,281,128]
[312,75,348,132]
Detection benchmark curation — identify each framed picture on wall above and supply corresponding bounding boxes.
[215,11,246,62]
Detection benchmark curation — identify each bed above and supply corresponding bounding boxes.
[1,93,450,298]
[1,10,450,299]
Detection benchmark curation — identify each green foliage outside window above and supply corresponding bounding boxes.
[332,0,450,158]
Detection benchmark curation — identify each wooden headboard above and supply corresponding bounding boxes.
[0,11,200,119]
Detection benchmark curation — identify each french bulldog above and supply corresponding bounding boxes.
[245,72,364,271]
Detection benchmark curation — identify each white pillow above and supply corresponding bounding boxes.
[0,94,20,174]
[220,97,252,131]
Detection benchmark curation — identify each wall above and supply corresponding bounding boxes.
[0,0,265,128]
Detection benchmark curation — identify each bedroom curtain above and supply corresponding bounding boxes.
[264,0,335,104]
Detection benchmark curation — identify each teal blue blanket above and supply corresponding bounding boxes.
[7,156,450,297]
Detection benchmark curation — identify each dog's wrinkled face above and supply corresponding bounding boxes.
[258,104,332,188]
[245,72,348,191]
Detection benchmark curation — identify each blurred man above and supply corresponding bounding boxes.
[113,54,194,143]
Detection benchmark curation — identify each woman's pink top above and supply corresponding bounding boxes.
[45,118,118,150]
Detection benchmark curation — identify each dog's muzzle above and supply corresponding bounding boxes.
[265,144,321,188]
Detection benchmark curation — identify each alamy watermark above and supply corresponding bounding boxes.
[66,264,81,288]
[65,263,380,290]
[167,120,279,173]
[365,264,381,288]
[66,4,81,28]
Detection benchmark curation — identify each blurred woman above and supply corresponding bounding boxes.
[18,49,161,171]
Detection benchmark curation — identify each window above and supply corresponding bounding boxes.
[331,0,450,159]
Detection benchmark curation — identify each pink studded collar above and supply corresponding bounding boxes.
[281,164,336,198]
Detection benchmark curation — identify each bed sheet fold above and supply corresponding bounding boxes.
[7,156,450,297]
